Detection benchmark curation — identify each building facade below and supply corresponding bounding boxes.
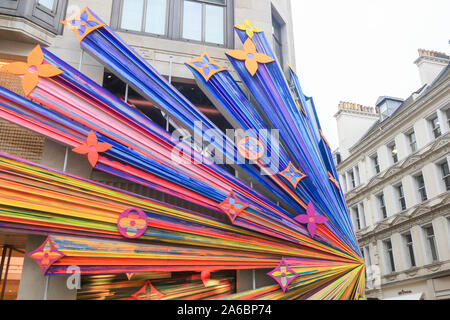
[0,0,297,300]
[335,50,450,300]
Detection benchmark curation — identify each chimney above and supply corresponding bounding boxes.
[414,49,449,86]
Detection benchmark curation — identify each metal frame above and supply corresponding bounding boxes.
[0,245,24,300]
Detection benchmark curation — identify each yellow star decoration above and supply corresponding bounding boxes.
[226,39,275,76]
[235,19,263,39]
[185,52,226,82]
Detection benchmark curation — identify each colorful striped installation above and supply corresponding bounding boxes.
[0,6,365,299]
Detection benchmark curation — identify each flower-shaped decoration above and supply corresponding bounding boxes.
[117,208,149,239]
[237,137,264,161]
[320,130,331,150]
[27,237,65,274]
[328,172,340,190]
[278,162,306,189]
[61,7,105,42]
[1,45,63,96]
[267,258,298,293]
[294,202,328,238]
[131,281,165,300]
[185,52,226,82]
[226,39,274,76]
[219,191,248,223]
[72,131,112,167]
[235,19,263,39]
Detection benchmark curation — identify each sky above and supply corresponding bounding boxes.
[291,0,450,149]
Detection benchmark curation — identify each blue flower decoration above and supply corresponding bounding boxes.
[278,162,306,189]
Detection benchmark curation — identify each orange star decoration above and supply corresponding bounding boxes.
[278,162,307,189]
[235,19,263,39]
[328,172,340,190]
[219,191,249,223]
[185,52,226,82]
[1,45,63,96]
[72,131,112,167]
[226,39,274,76]
[61,7,105,42]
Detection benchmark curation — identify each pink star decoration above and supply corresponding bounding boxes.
[27,237,65,274]
[72,130,112,167]
[294,202,328,238]
[267,258,299,293]
[131,281,165,300]
[219,190,248,223]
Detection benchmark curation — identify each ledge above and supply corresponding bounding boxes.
[0,14,56,47]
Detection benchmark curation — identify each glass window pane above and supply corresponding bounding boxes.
[121,0,144,31]
[145,0,167,35]
[183,1,202,41]
[205,5,224,44]
[38,0,55,10]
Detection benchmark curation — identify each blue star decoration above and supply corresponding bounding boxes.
[61,7,105,42]
[278,162,306,189]
[185,52,226,82]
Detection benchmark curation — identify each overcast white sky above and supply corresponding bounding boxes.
[291,0,450,149]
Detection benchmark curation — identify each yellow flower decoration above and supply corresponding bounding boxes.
[235,19,263,39]
[226,39,274,76]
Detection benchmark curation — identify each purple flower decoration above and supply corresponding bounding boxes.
[186,52,226,82]
[267,258,298,293]
[295,202,328,238]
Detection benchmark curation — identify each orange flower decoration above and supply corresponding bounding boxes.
[61,7,105,42]
[1,45,63,96]
[72,131,112,167]
[235,19,263,39]
[328,172,340,190]
[226,38,274,76]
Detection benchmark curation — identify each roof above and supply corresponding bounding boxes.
[375,96,404,107]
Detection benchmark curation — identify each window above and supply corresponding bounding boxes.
[371,154,380,174]
[446,109,450,129]
[120,0,168,35]
[272,14,283,65]
[384,239,396,273]
[415,174,427,202]
[406,130,417,153]
[0,0,67,34]
[403,233,416,268]
[352,206,361,230]
[348,170,355,189]
[182,0,225,44]
[423,225,438,262]
[112,0,233,47]
[378,193,387,219]
[441,161,450,191]
[388,142,398,164]
[355,166,360,186]
[397,184,406,211]
[430,116,441,139]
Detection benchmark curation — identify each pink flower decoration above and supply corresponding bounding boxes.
[294,202,328,238]
[117,208,149,239]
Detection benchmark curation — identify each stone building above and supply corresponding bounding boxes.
[335,49,450,300]
[0,0,297,300]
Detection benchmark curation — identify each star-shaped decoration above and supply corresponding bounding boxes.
[1,45,63,96]
[328,172,340,190]
[185,52,226,82]
[294,202,328,238]
[278,162,306,189]
[72,131,112,167]
[237,137,264,161]
[131,281,165,300]
[117,208,149,239]
[219,191,248,223]
[27,237,65,274]
[267,258,298,293]
[320,130,331,150]
[61,7,105,42]
[226,38,274,76]
[234,19,263,39]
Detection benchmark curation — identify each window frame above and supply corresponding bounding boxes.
[396,183,406,212]
[383,238,396,273]
[377,192,387,220]
[422,224,439,263]
[388,141,398,164]
[402,232,416,268]
[440,160,450,191]
[406,129,417,153]
[111,0,234,48]
[429,115,442,139]
[371,153,380,175]
[414,173,428,203]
